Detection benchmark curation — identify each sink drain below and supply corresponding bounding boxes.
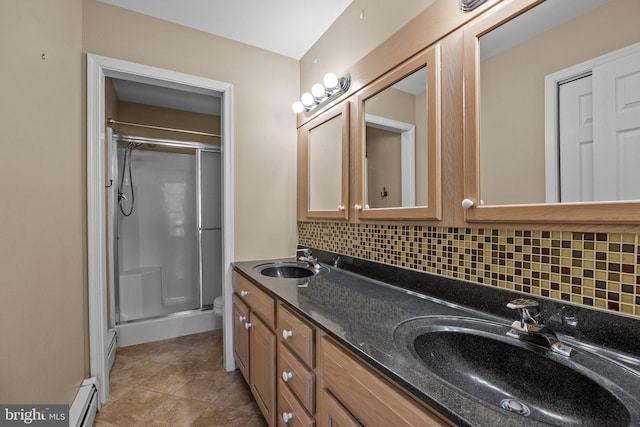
[501,399,531,416]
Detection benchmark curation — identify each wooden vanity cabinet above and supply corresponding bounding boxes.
[232,294,250,380]
[319,336,452,427]
[233,271,277,427]
[321,389,362,427]
[233,269,454,427]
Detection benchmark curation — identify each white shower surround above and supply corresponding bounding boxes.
[118,149,200,315]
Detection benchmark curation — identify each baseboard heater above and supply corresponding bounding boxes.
[69,378,98,427]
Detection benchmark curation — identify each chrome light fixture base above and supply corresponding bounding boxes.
[460,0,488,12]
[294,73,351,117]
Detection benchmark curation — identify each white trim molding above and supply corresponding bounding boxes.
[86,54,235,404]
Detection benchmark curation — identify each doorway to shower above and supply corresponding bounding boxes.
[87,54,235,405]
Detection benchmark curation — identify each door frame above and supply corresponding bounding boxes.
[87,54,235,404]
[544,42,640,202]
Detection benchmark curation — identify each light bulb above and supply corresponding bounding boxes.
[292,101,304,114]
[311,83,326,99]
[301,92,314,107]
[323,72,339,89]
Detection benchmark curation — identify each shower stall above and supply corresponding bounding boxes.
[108,130,222,346]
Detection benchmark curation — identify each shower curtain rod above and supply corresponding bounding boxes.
[107,118,221,138]
[113,133,221,152]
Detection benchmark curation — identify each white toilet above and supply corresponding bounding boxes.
[213,295,224,316]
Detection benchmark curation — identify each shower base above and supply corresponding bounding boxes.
[116,308,221,347]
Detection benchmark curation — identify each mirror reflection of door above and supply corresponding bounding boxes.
[366,127,402,208]
[364,115,416,208]
[555,45,640,202]
[363,66,426,209]
[477,0,640,206]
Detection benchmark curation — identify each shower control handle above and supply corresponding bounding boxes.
[239,315,246,322]
[244,322,253,329]
[240,290,249,297]
[282,371,293,382]
[282,329,293,340]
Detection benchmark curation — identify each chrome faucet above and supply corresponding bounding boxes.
[506,298,574,357]
[297,248,321,270]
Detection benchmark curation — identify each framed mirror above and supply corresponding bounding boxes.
[354,45,441,220]
[464,0,640,223]
[297,102,349,220]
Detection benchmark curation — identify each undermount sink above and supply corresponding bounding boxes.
[253,261,326,279]
[394,316,640,426]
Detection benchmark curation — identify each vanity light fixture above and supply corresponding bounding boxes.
[292,72,351,116]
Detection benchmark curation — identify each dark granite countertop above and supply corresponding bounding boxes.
[233,249,640,427]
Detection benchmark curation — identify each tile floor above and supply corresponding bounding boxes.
[94,330,267,427]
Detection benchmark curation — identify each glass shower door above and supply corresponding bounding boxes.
[197,149,222,309]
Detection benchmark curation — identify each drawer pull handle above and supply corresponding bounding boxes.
[240,290,249,297]
[282,412,294,423]
[244,322,253,329]
[238,315,246,322]
[282,329,293,340]
[282,371,293,382]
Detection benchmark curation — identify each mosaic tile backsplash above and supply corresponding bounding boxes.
[298,222,640,318]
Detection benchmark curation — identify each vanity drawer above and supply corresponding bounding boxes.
[321,337,451,427]
[279,343,315,414]
[278,379,315,427]
[278,304,315,368]
[233,271,275,330]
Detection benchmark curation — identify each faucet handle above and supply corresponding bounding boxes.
[296,248,312,257]
[507,298,542,326]
[507,298,539,310]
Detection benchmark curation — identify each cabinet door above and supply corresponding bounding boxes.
[251,313,277,427]
[320,389,362,427]
[232,294,250,382]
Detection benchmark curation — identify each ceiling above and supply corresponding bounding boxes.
[98,0,353,60]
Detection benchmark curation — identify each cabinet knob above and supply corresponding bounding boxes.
[244,322,253,329]
[282,329,293,340]
[354,204,362,211]
[240,290,249,297]
[282,412,294,423]
[238,315,246,322]
[337,205,345,211]
[282,371,293,382]
[461,198,474,209]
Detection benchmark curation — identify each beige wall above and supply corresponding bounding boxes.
[480,0,640,205]
[1,0,300,404]
[83,0,300,261]
[0,0,85,404]
[300,0,435,92]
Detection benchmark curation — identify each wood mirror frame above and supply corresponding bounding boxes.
[354,46,442,221]
[463,0,640,225]
[298,102,350,221]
